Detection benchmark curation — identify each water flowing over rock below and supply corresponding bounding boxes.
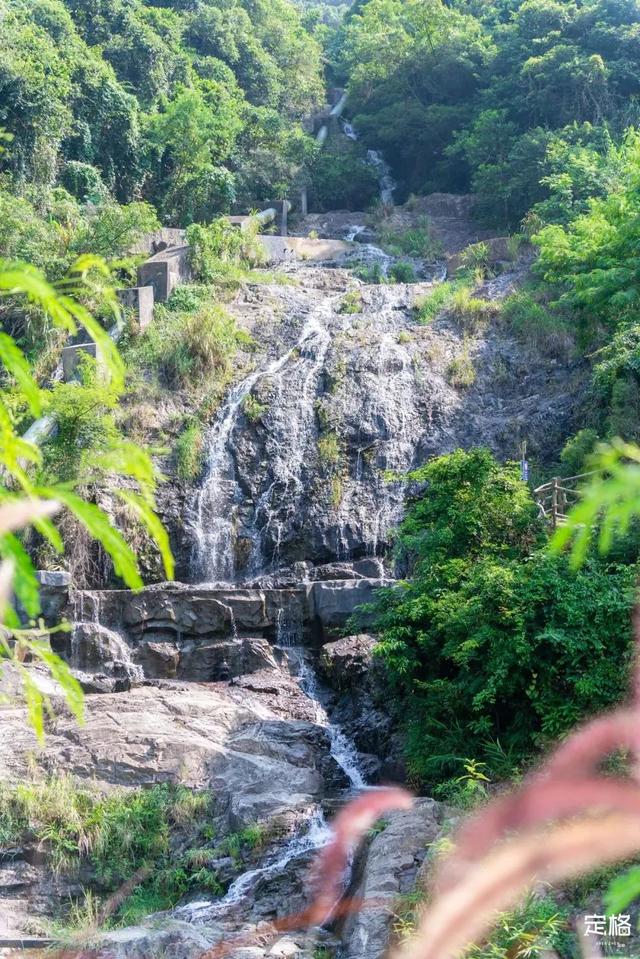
[185,247,583,584]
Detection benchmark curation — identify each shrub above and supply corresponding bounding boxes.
[389,261,416,283]
[318,431,341,467]
[447,343,476,387]
[367,449,636,787]
[166,285,216,314]
[415,280,470,324]
[127,304,252,391]
[186,218,264,286]
[560,428,599,477]
[501,289,573,358]
[0,778,219,928]
[378,218,442,259]
[339,290,363,314]
[354,262,385,284]
[457,241,492,276]
[243,393,268,422]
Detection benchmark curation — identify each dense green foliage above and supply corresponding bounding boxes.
[336,0,640,227]
[370,449,636,786]
[0,0,323,218]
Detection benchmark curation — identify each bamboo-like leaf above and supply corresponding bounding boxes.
[32,645,84,726]
[17,666,45,743]
[31,516,64,554]
[96,441,161,499]
[116,489,175,580]
[59,296,124,389]
[0,559,14,620]
[48,489,143,589]
[0,267,76,333]
[550,442,640,566]
[0,534,40,618]
[0,333,41,415]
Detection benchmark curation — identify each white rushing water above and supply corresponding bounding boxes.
[175,641,367,926]
[191,297,338,583]
[366,149,396,206]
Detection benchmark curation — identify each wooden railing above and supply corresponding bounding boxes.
[534,472,597,528]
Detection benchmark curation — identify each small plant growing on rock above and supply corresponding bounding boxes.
[390,261,416,283]
[318,432,341,467]
[243,393,268,423]
[459,240,492,277]
[449,287,500,331]
[175,419,204,481]
[354,262,385,284]
[447,342,476,387]
[339,290,363,314]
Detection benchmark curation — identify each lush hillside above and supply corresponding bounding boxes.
[0,0,323,219]
[337,0,640,227]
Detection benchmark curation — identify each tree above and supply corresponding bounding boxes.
[369,449,635,786]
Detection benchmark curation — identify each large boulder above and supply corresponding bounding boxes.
[320,634,380,691]
[308,580,389,636]
[339,799,444,959]
[0,671,341,828]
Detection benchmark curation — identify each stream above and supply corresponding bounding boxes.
[174,640,368,928]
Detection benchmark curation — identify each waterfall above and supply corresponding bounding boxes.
[341,116,396,206]
[288,647,366,790]
[191,297,338,584]
[366,149,396,206]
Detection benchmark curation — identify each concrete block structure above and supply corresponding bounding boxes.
[137,244,192,303]
[62,342,99,382]
[117,286,155,332]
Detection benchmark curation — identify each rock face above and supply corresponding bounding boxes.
[340,799,444,959]
[0,672,340,826]
[4,195,587,959]
[52,582,390,686]
[185,225,585,584]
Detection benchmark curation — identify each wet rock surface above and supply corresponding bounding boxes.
[339,799,444,959]
[1,193,585,958]
[185,201,584,583]
[320,635,400,781]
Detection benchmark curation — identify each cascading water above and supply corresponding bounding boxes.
[340,118,396,206]
[175,641,367,927]
[287,647,366,790]
[191,297,338,583]
[366,149,396,206]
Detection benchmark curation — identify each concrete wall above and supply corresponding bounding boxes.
[117,286,155,332]
[129,228,186,257]
[259,235,352,264]
[137,244,192,302]
[62,342,100,382]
